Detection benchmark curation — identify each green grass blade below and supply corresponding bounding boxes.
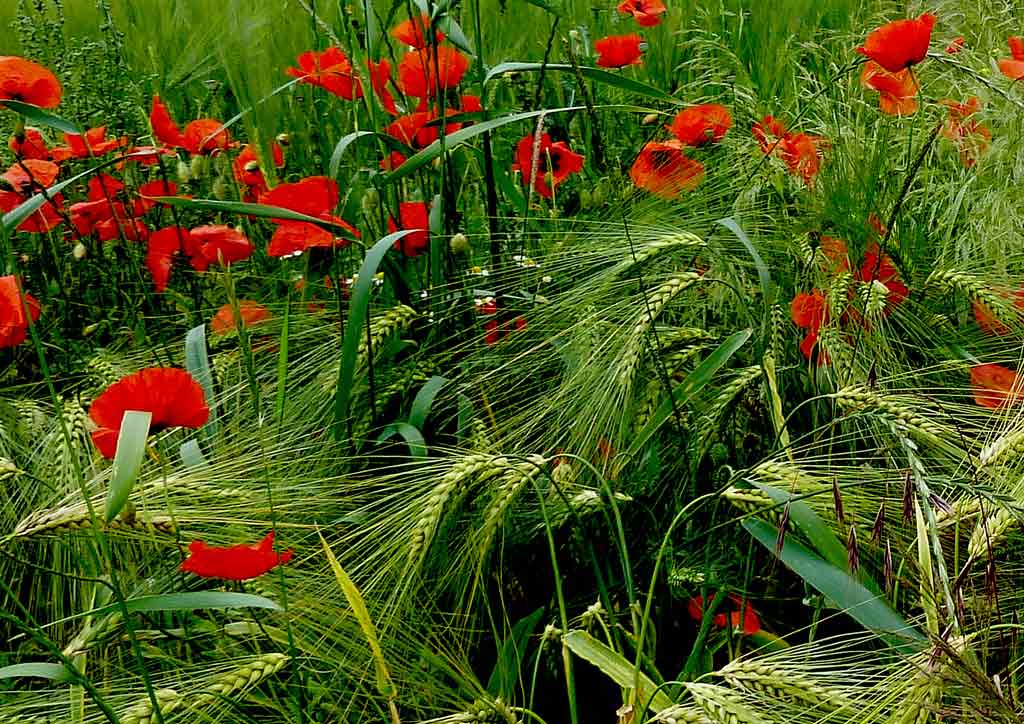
[378,422,428,458]
[485,62,680,105]
[104,410,152,523]
[0,663,72,682]
[2,100,81,134]
[564,630,673,713]
[178,440,209,468]
[328,131,407,179]
[332,230,418,439]
[185,324,218,438]
[274,295,291,425]
[717,217,773,304]
[150,197,360,238]
[743,518,925,648]
[408,375,448,430]
[751,483,850,574]
[486,606,544,698]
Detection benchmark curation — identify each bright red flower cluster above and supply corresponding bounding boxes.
[687,593,761,635]
[150,95,232,156]
[752,115,828,187]
[180,531,293,580]
[595,34,645,68]
[616,0,666,27]
[999,36,1024,81]
[259,176,359,257]
[512,132,585,198]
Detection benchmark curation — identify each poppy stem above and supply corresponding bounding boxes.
[563,36,606,173]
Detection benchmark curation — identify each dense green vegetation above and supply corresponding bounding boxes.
[1,1,1024,723]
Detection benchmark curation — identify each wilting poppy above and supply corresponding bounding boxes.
[629,140,704,199]
[9,128,49,160]
[971,364,1024,410]
[232,143,285,200]
[391,13,444,49]
[0,159,63,233]
[973,288,1024,336]
[287,47,361,100]
[791,289,828,361]
[146,226,203,292]
[616,0,667,27]
[594,34,645,68]
[396,46,470,98]
[89,367,210,458]
[668,104,732,147]
[861,61,919,116]
[819,236,851,274]
[998,37,1024,81]
[752,115,788,155]
[0,56,62,108]
[51,126,127,161]
[191,225,254,265]
[858,243,908,313]
[388,201,431,257]
[945,36,964,54]
[939,97,990,167]
[180,531,293,580]
[210,300,272,335]
[0,275,40,348]
[778,132,827,187]
[687,593,761,635]
[856,13,936,73]
[513,133,585,198]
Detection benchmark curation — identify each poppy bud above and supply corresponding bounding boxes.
[275,132,291,147]
[190,155,208,179]
[579,189,592,209]
[212,176,228,200]
[642,112,659,125]
[361,187,379,212]
[83,322,100,336]
[176,159,191,184]
[72,242,87,260]
[449,232,470,254]
[590,185,605,206]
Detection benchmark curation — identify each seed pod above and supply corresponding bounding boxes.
[176,159,191,184]
[361,187,379,212]
[72,242,87,260]
[190,154,208,179]
[212,176,228,200]
[449,232,470,254]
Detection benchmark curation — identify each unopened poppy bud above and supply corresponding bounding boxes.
[243,160,260,173]
[72,242,87,260]
[83,322,100,336]
[275,132,291,147]
[569,29,581,42]
[176,159,191,184]
[190,155,208,179]
[579,189,592,209]
[212,176,228,200]
[642,113,659,125]
[432,157,442,170]
[361,187,379,212]
[449,232,470,254]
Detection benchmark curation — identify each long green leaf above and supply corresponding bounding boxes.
[105,410,151,523]
[185,324,218,438]
[627,329,752,458]
[47,592,283,629]
[564,630,673,713]
[487,607,544,698]
[485,62,680,105]
[744,519,925,648]
[274,295,291,425]
[328,130,408,179]
[408,375,448,430]
[717,217,773,304]
[0,662,72,682]
[178,439,209,469]
[150,197,360,238]
[751,483,849,574]
[436,14,474,54]
[378,422,428,458]
[332,230,418,439]
[2,100,81,134]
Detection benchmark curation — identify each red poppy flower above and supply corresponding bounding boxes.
[513,133,585,198]
[89,367,209,458]
[70,198,121,236]
[96,217,149,242]
[191,225,255,266]
[0,56,62,108]
[945,36,964,54]
[182,119,231,156]
[752,115,788,155]
[287,47,362,100]
[970,364,1024,410]
[366,59,398,115]
[232,143,285,198]
[939,97,990,167]
[149,95,186,148]
[9,128,49,160]
[616,0,666,26]
[146,226,202,292]
[0,159,63,233]
[867,212,887,239]
[385,112,433,148]
[396,46,470,97]
[973,288,1024,336]
[594,34,644,68]
[51,126,128,161]
[856,13,936,73]
[180,531,293,581]
[629,140,704,199]
[391,13,444,49]
[3,158,59,192]
[380,151,407,171]
[687,593,761,635]
[858,243,908,313]
[778,132,827,187]
[669,104,732,147]
[210,300,272,335]
[132,179,178,216]
[998,37,1024,81]
[0,275,40,348]
[268,221,352,257]
[260,175,339,220]
[484,316,527,346]
[820,236,850,274]
[116,146,177,169]
[791,289,828,361]
[388,201,431,257]
[861,61,919,116]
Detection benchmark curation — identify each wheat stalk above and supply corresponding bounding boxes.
[685,682,763,724]
[14,504,175,538]
[967,506,1017,559]
[474,455,548,562]
[717,659,853,712]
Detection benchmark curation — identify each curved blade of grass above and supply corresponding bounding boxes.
[112,591,283,614]
[2,100,81,134]
[274,295,291,425]
[485,62,680,105]
[408,375,448,430]
[744,518,925,649]
[104,410,151,523]
[436,14,473,54]
[378,422,428,458]
[150,197,360,239]
[185,324,218,438]
[320,533,396,697]
[0,663,72,682]
[627,328,752,458]
[717,217,772,304]
[179,439,210,469]
[328,130,408,179]
[332,230,418,439]
[564,630,673,713]
[487,606,544,698]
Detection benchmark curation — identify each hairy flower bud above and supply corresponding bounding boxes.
[449,232,470,254]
